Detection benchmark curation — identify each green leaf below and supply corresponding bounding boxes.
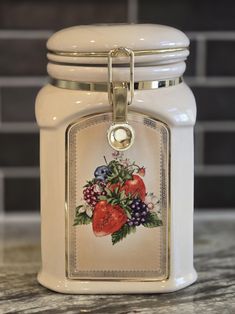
[143,212,163,228]
[119,190,126,200]
[73,212,92,226]
[123,207,132,219]
[98,195,107,201]
[106,159,134,185]
[114,187,119,194]
[83,179,96,187]
[111,224,136,245]
[106,188,112,197]
[75,205,83,213]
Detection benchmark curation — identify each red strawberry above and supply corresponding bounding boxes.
[108,175,146,201]
[92,201,127,237]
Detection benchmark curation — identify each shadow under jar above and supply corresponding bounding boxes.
[35,24,197,294]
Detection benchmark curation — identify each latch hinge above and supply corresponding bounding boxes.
[107,47,135,151]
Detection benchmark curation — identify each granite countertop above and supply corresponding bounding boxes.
[0,212,235,314]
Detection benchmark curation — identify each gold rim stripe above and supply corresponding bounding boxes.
[51,77,183,92]
[48,47,187,58]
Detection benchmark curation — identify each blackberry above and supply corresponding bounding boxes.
[83,184,106,207]
[127,197,149,227]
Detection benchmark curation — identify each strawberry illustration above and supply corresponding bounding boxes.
[108,174,146,201]
[74,154,162,245]
[92,200,127,237]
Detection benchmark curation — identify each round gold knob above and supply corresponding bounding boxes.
[107,123,135,151]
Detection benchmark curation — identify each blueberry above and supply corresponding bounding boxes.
[134,212,140,218]
[134,221,141,226]
[141,211,147,216]
[94,165,110,181]
[141,218,146,223]
[96,175,105,181]
[128,221,134,226]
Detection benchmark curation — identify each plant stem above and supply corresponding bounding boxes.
[103,155,108,165]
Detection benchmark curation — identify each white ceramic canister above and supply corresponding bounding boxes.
[36,24,197,294]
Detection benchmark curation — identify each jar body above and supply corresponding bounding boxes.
[36,80,197,294]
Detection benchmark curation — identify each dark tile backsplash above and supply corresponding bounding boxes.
[204,132,235,165]
[195,176,235,208]
[0,0,128,29]
[207,41,235,76]
[1,0,235,212]
[185,40,196,76]
[192,87,235,121]
[2,87,39,122]
[0,133,39,167]
[5,177,40,212]
[0,39,47,76]
[138,0,235,31]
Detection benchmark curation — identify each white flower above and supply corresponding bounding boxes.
[79,203,93,217]
[112,151,124,159]
[145,193,160,211]
[93,184,102,194]
[120,158,130,167]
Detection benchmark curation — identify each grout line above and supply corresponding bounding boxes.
[194,210,235,220]
[195,121,235,132]
[1,30,235,41]
[0,122,38,133]
[2,30,235,41]
[2,210,235,223]
[0,30,53,39]
[195,165,235,176]
[127,0,138,23]
[185,76,235,87]
[0,212,40,223]
[186,31,235,40]
[195,35,207,77]
[194,127,204,165]
[0,167,40,178]
[0,77,48,87]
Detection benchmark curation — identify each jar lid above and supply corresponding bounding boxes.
[47,24,189,66]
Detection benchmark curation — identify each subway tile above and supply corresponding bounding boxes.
[194,130,203,166]
[185,40,196,76]
[207,41,235,76]
[0,39,47,76]
[204,132,235,165]
[192,87,235,121]
[5,177,40,212]
[139,0,235,31]
[0,0,127,30]
[0,133,39,166]
[195,176,235,208]
[1,87,40,122]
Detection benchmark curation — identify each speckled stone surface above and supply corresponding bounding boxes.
[0,212,235,314]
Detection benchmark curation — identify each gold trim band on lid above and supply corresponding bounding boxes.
[50,77,183,92]
[48,47,187,58]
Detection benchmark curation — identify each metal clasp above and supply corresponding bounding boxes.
[107,47,135,151]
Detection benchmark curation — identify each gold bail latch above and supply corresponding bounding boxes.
[107,47,135,151]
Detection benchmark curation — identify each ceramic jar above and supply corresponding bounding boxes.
[36,24,197,294]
